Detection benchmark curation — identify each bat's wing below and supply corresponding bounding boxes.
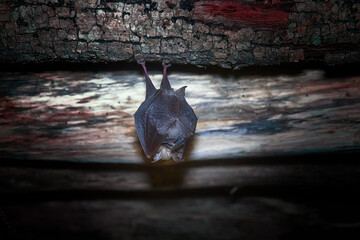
[169,90,198,162]
[134,92,178,158]
[177,92,197,135]
[142,115,168,158]
[134,92,160,158]
[165,120,195,162]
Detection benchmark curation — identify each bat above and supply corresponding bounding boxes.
[134,62,197,162]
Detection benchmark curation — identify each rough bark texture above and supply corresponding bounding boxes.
[0,0,360,68]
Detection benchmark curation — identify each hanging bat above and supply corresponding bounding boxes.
[134,62,197,162]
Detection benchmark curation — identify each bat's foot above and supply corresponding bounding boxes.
[137,53,150,66]
[137,60,150,76]
[137,60,145,66]
[162,62,171,76]
[162,61,171,68]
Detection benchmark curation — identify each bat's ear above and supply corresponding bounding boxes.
[175,86,187,96]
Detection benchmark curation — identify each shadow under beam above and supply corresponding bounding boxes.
[0,150,360,171]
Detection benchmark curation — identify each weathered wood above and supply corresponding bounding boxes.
[1,154,360,239]
[1,196,360,240]
[1,66,359,239]
[1,68,360,163]
[1,0,360,67]
[1,156,359,195]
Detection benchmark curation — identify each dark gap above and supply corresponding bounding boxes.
[1,185,359,204]
[0,151,360,171]
[1,62,360,79]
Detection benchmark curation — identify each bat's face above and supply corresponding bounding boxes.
[134,62,197,162]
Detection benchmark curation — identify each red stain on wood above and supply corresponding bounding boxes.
[194,1,290,28]
[44,111,95,122]
[77,95,100,104]
[0,98,38,124]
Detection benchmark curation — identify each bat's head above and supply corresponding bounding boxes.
[152,145,185,163]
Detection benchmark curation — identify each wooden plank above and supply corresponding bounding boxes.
[0,197,349,240]
[1,196,360,240]
[1,157,359,195]
[1,68,360,163]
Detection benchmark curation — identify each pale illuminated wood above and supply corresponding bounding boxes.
[0,69,359,163]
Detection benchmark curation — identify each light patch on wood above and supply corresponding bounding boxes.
[0,69,360,163]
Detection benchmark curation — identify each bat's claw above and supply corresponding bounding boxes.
[137,53,151,65]
[137,60,145,66]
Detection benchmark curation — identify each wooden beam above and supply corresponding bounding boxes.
[1,68,360,163]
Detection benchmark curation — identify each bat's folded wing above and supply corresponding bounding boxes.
[134,92,178,159]
[178,96,197,134]
[134,92,160,158]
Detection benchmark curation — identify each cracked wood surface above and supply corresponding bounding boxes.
[0,0,360,68]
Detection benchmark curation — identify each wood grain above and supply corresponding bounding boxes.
[5,197,356,240]
[1,68,360,163]
[1,66,360,240]
[1,161,359,195]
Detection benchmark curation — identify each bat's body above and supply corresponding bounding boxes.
[134,62,197,162]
